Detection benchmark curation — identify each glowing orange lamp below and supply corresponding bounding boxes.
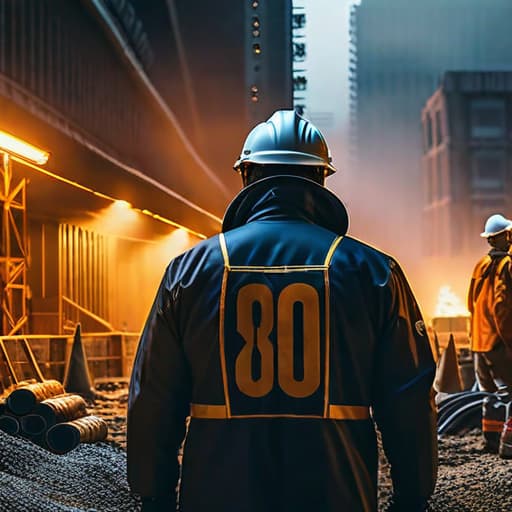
[0,130,49,165]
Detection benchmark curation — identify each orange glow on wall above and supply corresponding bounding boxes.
[10,155,209,239]
[89,202,139,235]
[113,199,132,209]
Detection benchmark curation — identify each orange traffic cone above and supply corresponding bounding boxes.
[63,324,95,398]
[434,334,463,394]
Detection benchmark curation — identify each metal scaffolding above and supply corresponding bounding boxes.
[0,153,29,335]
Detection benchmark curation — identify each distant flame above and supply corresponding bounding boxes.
[434,285,469,317]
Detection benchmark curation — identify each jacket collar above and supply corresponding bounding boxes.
[489,248,511,258]
[222,175,349,236]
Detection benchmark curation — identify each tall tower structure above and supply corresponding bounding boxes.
[125,0,293,192]
[245,0,293,127]
[348,0,512,273]
[422,71,512,257]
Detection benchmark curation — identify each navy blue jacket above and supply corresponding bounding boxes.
[127,176,437,512]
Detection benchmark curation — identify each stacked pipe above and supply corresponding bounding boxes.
[0,380,108,454]
[437,389,492,435]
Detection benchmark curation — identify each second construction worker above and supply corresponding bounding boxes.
[468,214,512,455]
[468,214,512,392]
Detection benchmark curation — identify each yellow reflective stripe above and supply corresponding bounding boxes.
[219,233,230,268]
[228,265,328,272]
[328,404,370,420]
[482,418,505,432]
[218,235,343,271]
[497,255,511,275]
[324,236,343,266]
[189,403,370,420]
[323,268,331,417]
[218,267,232,417]
[190,404,228,418]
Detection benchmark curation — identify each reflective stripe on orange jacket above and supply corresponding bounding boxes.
[468,252,512,352]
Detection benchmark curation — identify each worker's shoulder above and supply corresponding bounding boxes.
[472,253,504,279]
[336,235,397,268]
[327,236,400,288]
[497,252,512,274]
[165,235,223,277]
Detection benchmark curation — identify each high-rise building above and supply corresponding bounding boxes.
[290,1,350,130]
[0,0,292,336]
[422,71,512,258]
[348,0,512,272]
[129,0,292,186]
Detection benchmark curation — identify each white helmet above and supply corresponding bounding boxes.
[480,214,512,238]
[233,110,336,176]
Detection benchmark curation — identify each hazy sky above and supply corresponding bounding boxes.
[295,0,356,188]
[299,0,352,126]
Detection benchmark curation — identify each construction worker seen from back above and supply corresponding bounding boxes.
[127,109,438,512]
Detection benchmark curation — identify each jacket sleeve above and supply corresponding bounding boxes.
[127,263,191,504]
[493,257,512,348]
[371,262,438,512]
[467,276,475,317]
[467,274,476,340]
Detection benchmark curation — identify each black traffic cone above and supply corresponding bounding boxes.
[432,330,441,362]
[434,334,463,394]
[63,324,95,398]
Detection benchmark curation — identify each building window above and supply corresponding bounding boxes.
[425,156,434,205]
[424,114,433,152]
[292,13,306,29]
[435,110,443,146]
[293,75,307,91]
[470,98,505,139]
[292,42,306,63]
[471,150,506,194]
[436,152,444,200]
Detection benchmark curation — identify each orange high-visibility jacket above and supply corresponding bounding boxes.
[467,251,512,352]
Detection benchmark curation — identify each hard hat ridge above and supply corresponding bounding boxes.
[233,109,336,176]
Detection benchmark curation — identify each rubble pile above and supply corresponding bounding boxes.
[2,379,512,511]
[428,430,512,512]
[377,426,512,511]
[90,380,129,450]
[0,428,139,511]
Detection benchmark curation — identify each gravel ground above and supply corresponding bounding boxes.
[427,430,512,512]
[90,386,512,512]
[2,382,512,511]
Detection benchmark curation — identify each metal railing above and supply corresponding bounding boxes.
[0,332,140,394]
[58,224,111,334]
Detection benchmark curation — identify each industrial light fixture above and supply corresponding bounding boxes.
[0,130,49,165]
[10,155,210,240]
[113,199,132,209]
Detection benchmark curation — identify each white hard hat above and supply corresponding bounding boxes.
[233,109,336,175]
[480,214,512,238]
